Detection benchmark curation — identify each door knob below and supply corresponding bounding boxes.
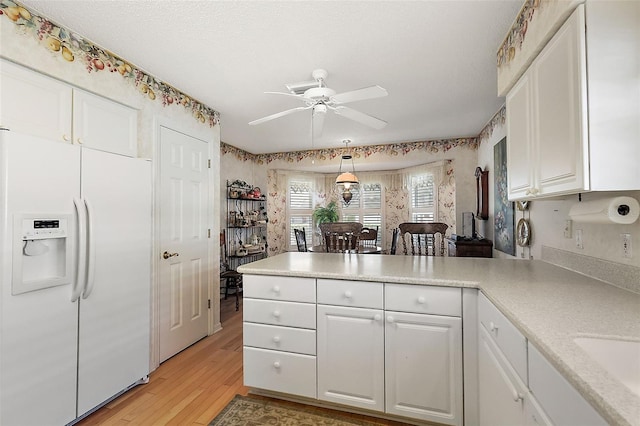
[162,251,179,259]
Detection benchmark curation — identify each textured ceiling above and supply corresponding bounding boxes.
[20,0,522,155]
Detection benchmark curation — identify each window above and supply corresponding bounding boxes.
[409,173,436,222]
[341,183,383,244]
[287,176,314,249]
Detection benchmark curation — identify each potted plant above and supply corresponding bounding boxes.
[313,201,339,224]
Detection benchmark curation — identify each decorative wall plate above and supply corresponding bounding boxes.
[517,200,529,211]
[516,218,531,247]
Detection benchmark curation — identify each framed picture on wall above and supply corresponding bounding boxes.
[493,137,515,255]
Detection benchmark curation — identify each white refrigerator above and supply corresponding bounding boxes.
[0,131,152,425]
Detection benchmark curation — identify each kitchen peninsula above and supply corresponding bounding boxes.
[239,253,640,426]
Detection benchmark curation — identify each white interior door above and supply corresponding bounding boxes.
[159,126,209,362]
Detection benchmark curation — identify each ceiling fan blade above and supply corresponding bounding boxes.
[312,107,326,138]
[264,91,307,101]
[333,106,387,130]
[330,85,388,105]
[248,105,311,125]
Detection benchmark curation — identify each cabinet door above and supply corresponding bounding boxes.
[0,59,72,142]
[478,326,526,426]
[317,305,384,412]
[73,90,137,157]
[506,71,535,200]
[385,311,463,426]
[533,5,588,196]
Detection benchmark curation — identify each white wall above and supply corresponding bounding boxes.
[477,120,640,266]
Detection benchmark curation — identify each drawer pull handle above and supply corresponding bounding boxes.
[272,336,280,343]
[273,310,281,318]
[344,290,352,298]
[373,314,381,322]
[417,296,426,304]
[387,316,394,323]
[513,391,524,402]
[273,286,280,294]
[490,322,498,332]
[273,361,281,369]
[62,134,70,142]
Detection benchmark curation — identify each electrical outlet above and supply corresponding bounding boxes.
[621,233,632,258]
[575,229,583,250]
[564,220,572,238]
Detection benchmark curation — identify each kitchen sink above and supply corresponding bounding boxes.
[574,337,640,397]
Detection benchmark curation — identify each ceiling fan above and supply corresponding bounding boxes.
[249,69,388,138]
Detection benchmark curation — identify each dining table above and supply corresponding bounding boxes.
[308,245,382,254]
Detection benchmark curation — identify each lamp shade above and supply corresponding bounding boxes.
[335,172,359,185]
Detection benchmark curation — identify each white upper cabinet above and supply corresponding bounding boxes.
[0,59,138,157]
[72,90,137,157]
[0,59,72,142]
[506,2,640,200]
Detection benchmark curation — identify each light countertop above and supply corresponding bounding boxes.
[238,252,640,426]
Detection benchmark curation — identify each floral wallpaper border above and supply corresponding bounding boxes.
[477,106,506,145]
[222,138,478,165]
[497,0,543,69]
[1,0,220,127]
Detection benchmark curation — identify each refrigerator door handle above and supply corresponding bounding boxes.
[82,198,96,299]
[72,197,87,302]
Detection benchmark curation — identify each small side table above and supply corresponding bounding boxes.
[447,238,493,258]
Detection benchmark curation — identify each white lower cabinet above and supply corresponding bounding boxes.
[385,311,462,425]
[316,281,463,425]
[242,275,317,398]
[478,325,528,425]
[528,342,606,425]
[317,304,385,411]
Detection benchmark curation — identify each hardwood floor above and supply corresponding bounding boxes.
[78,296,409,426]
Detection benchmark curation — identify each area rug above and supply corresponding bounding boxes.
[209,395,386,425]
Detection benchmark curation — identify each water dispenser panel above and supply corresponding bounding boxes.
[12,214,72,295]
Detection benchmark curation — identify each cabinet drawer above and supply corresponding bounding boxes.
[243,323,316,355]
[385,284,461,317]
[317,279,383,309]
[478,293,527,383]
[243,275,315,303]
[243,299,315,329]
[528,343,606,425]
[243,347,316,399]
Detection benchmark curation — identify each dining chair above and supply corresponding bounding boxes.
[220,230,242,311]
[389,227,399,255]
[359,227,378,248]
[294,228,308,252]
[324,231,360,253]
[319,222,363,245]
[398,222,448,256]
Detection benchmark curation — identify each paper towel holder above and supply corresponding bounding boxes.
[569,196,639,225]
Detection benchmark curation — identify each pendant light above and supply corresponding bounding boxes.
[335,139,359,205]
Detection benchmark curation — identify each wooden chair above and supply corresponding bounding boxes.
[220,230,242,311]
[294,228,308,252]
[359,227,378,248]
[389,228,399,255]
[399,222,448,256]
[319,222,363,245]
[324,231,360,253]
